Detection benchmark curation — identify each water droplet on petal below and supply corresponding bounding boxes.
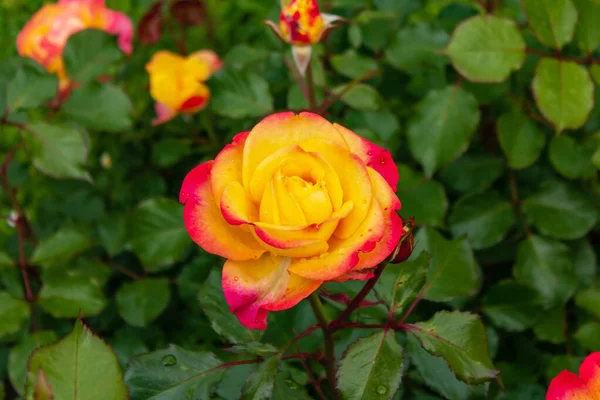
[367,151,374,156]
[234,276,239,282]
[162,354,177,367]
[376,385,388,395]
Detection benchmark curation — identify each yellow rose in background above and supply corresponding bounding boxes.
[146,50,222,125]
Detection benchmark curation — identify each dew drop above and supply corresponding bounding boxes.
[368,229,372,232]
[367,151,374,156]
[234,276,239,282]
[376,385,388,395]
[285,379,300,390]
[162,354,177,367]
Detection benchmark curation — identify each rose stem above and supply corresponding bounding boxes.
[308,292,341,400]
[305,60,318,111]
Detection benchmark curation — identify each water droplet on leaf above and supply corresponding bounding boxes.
[285,379,300,390]
[162,354,177,366]
[376,385,388,395]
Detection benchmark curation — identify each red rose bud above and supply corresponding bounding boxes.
[390,217,416,264]
[171,0,205,27]
[138,2,163,45]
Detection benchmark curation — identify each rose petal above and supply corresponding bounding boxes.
[180,161,265,261]
[211,131,249,203]
[546,353,600,400]
[152,102,178,126]
[288,199,385,281]
[330,153,373,240]
[329,269,375,282]
[179,83,210,113]
[103,9,134,54]
[220,181,258,225]
[334,123,399,191]
[249,145,343,210]
[252,201,353,258]
[242,112,349,190]
[223,255,321,329]
[189,49,222,76]
[351,167,402,271]
[578,352,600,393]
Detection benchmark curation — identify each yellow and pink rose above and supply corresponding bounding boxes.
[547,352,600,400]
[16,0,133,87]
[146,50,222,125]
[180,112,401,329]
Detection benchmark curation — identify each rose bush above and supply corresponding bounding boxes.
[1,0,600,399]
[180,111,401,329]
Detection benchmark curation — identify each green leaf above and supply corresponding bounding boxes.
[226,342,278,356]
[151,139,191,168]
[375,252,430,317]
[522,0,577,49]
[497,109,546,169]
[63,29,122,85]
[447,15,525,82]
[62,83,133,132]
[31,228,90,266]
[211,71,273,119]
[482,280,543,332]
[127,198,190,272]
[124,345,223,400]
[8,331,58,395]
[570,239,597,286]
[407,85,481,177]
[414,228,481,302]
[407,311,498,384]
[25,122,91,181]
[333,84,382,111]
[532,59,594,132]
[548,134,592,179]
[330,50,378,79]
[6,66,57,112]
[198,270,260,344]
[338,330,404,400]
[522,181,598,240]
[398,177,448,227]
[573,0,600,54]
[241,356,281,400]
[116,278,171,327]
[440,154,504,193]
[449,191,516,249]
[513,235,577,306]
[575,287,600,319]
[0,292,29,339]
[385,23,449,74]
[591,64,600,87]
[26,319,127,400]
[272,370,313,400]
[407,335,487,400]
[533,307,566,344]
[574,321,600,351]
[98,213,128,256]
[38,275,107,318]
